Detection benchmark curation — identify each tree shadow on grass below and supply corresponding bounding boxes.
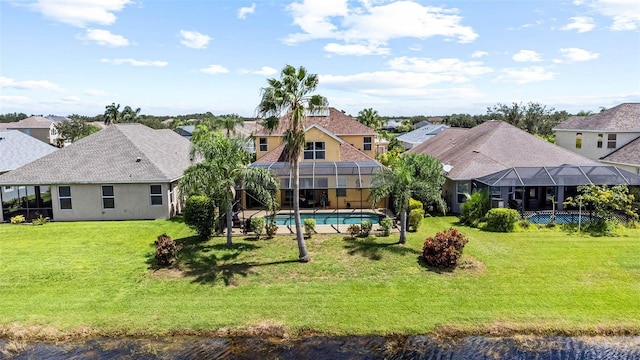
[342,237,421,260]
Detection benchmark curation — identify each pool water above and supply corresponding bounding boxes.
[526,213,601,224]
[273,212,381,226]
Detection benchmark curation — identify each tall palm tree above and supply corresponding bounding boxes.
[357,107,384,132]
[215,114,244,137]
[121,105,141,123]
[256,64,327,262]
[104,103,121,125]
[180,130,279,246]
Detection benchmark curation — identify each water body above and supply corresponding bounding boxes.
[2,336,639,359]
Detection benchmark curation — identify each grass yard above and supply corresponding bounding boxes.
[1,216,639,340]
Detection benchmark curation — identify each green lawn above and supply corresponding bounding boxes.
[1,217,639,339]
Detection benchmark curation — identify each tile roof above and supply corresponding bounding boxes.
[407,120,594,180]
[600,135,640,166]
[0,116,54,129]
[553,103,640,131]
[396,124,448,145]
[0,130,59,173]
[0,124,192,185]
[255,107,375,136]
[255,141,377,163]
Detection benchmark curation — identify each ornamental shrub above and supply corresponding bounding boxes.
[10,215,25,224]
[380,217,393,236]
[31,214,49,226]
[409,198,423,211]
[360,220,373,237]
[347,224,361,239]
[304,218,316,238]
[155,233,180,267]
[485,208,520,232]
[460,190,490,227]
[251,217,266,239]
[421,227,469,269]
[408,208,425,232]
[265,222,278,238]
[183,195,216,239]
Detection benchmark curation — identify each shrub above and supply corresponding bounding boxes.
[380,217,393,236]
[251,217,266,239]
[347,224,361,239]
[31,214,49,226]
[460,190,490,227]
[518,219,531,230]
[409,198,423,211]
[485,208,520,232]
[421,228,469,269]
[408,208,425,232]
[304,218,316,238]
[183,195,216,239]
[10,215,25,224]
[155,234,180,267]
[265,222,278,237]
[360,220,373,237]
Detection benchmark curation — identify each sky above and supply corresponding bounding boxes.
[1,0,639,118]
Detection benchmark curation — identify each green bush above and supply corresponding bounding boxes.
[518,219,531,230]
[460,190,490,227]
[360,220,373,237]
[31,214,49,226]
[485,208,520,232]
[304,218,316,238]
[10,215,25,224]
[380,217,393,236]
[183,195,216,239]
[408,208,425,232]
[421,227,469,269]
[155,233,180,267]
[409,198,423,211]
[251,217,266,239]
[347,224,360,239]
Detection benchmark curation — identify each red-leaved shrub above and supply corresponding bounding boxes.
[155,233,179,267]
[421,228,469,269]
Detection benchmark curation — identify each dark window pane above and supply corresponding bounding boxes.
[316,151,325,160]
[150,185,162,194]
[151,196,163,206]
[102,186,114,197]
[60,198,72,210]
[103,198,115,209]
[59,186,71,197]
[336,188,346,197]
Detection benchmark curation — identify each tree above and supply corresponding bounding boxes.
[256,64,328,262]
[179,130,279,246]
[486,102,568,137]
[103,103,121,125]
[563,184,638,224]
[370,153,446,244]
[215,114,244,136]
[121,105,141,123]
[357,108,384,132]
[54,118,100,143]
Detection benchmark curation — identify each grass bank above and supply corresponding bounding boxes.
[1,217,639,340]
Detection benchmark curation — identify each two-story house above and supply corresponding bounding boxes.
[0,116,63,145]
[554,103,640,174]
[247,107,384,210]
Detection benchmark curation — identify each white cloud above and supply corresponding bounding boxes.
[27,0,131,28]
[200,65,229,74]
[578,0,640,30]
[555,47,600,63]
[284,0,478,55]
[0,76,65,92]
[80,29,129,47]
[561,16,596,32]
[180,30,211,49]
[471,51,488,58]
[512,50,543,62]
[0,95,31,105]
[62,96,81,103]
[323,42,390,56]
[409,44,422,51]
[388,57,492,79]
[84,89,108,96]
[101,58,168,67]
[492,66,556,84]
[238,3,256,19]
[245,66,278,76]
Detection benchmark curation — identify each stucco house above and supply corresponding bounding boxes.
[407,120,595,213]
[0,116,62,145]
[553,103,640,174]
[247,107,384,210]
[0,124,191,222]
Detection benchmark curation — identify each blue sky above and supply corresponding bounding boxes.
[1,0,639,118]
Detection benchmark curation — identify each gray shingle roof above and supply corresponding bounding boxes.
[553,103,640,131]
[407,120,595,180]
[600,135,640,166]
[0,116,54,129]
[396,124,448,145]
[0,124,192,185]
[0,130,59,173]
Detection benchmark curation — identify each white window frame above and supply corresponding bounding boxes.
[101,185,115,210]
[150,184,163,206]
[607,133,617,149]
[456,181,470,204]
[59,186,72,210]
[363,136,372,151]
[304,142,325,160]
[259,137,268,152]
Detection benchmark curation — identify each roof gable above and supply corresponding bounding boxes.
[0,130,58,173]
[600,135,640,166]
[554,103,640,131]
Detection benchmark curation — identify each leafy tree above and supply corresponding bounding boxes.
[357,108,384,131]
[0,112,28,123]
[257,64,327,262]
[564,184,638,224]
[370,153,446,244]
[215,114,244,136]
[179,130,279,246]
[103,103,121,125]
[54,118,100,143]
[486,102,568,137]
[442,113,487,128]
[121,105,141,123]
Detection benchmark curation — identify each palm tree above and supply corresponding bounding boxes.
[121,105,141,123]
[104,103,121,125]
[370,153,446,244]
[256,64,327,262]
[180,130,279,246]
[215,114,244,137]
[357,107,384,132]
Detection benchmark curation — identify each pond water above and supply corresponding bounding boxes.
[2,335,639,359]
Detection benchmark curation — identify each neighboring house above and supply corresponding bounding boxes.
[407,120,595,213]
[0,130,58,174]
[412,120,431,129]
[248,107,384,210]
[174,125,196,140]
[554,103,640,173]
[0,124,191,222]
[0,116,62,145]
[396,124,448,150]
[384,119,403,132]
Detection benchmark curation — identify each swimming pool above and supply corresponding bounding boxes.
[526,212,601,224]
[273,212,381,226]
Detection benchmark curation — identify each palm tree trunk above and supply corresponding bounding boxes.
[292,159,310,262]
[398,210,407,244]
[226,202,233,246]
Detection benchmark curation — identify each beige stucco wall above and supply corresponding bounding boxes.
[256,131,377,161]
[555,130,640,161]
[339,134,376,159]
[51,183,176,221]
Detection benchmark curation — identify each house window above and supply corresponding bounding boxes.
[50,128,57,136]
[597,133,603,148]
[456,181,469,203]
[59,186,72,210]
[150,185,163,206]
[102,185,115,209]
[575,133,582,149]
[363,136,372,151]
[336,176,347,197]
[304,142,325,160]
[259,137,268,152]
[607,134,617,149]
